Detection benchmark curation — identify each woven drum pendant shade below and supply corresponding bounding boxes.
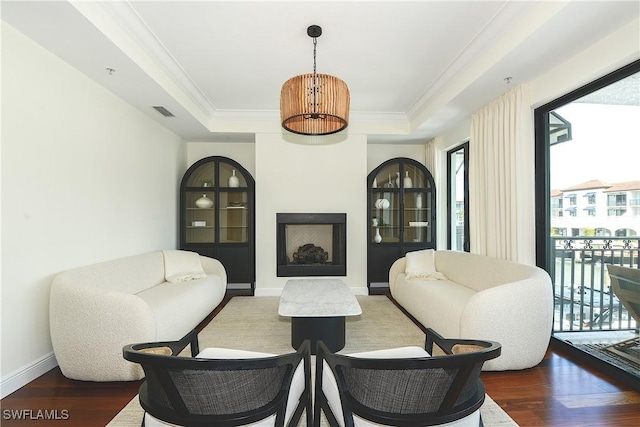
[281,73,350,135]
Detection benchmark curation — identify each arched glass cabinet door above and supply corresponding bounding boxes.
[180,156,255,292]
[367,157,436,290]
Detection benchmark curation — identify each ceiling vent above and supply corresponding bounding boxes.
[152,106,174,117]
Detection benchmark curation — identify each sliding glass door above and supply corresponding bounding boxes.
[535,60,639,340]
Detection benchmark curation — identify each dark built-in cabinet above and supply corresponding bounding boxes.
[180,156,255,294]
[367,157,436,292]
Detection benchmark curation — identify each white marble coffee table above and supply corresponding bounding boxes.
[278,279,362,354]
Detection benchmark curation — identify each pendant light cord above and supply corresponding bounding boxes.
[312,36,319,116]
[313,37,317,75]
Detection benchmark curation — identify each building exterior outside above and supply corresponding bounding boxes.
[551,179,640,238]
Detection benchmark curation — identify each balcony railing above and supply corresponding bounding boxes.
[551,237,639,333]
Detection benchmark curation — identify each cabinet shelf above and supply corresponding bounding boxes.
[186,186,248,190]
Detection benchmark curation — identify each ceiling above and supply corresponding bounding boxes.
[2,1,638,144]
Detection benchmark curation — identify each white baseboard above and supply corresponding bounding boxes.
[1,352,58,399]
[226,283,252,290]
[254,288,283,296]
[254,286,369,296]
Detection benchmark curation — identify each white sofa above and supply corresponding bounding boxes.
[389,249,553,371]
[50,250,227,381]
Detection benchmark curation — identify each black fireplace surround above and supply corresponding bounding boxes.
[277,213,346,277]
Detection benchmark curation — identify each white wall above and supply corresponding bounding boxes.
[0,23,186,396]
[366,144,425,174]
[255,133,368,294]
[187,142,256,177]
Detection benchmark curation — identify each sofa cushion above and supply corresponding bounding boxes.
[136,276,224,340]
[404,249,447,281]
[140,346,173,356]
[162,250,207,283]
[392,273,475,338]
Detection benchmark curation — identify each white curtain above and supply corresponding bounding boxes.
[425,137,445,249]
[469,84,535,264]
[424,137,439,174]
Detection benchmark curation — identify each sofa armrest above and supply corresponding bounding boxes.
[460,276,553,370]
[200,256,227,288]
[388,257,406,295]
[50,280,156,381]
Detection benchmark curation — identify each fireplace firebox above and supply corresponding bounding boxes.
[277,213,346,277]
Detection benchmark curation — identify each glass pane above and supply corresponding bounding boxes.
[550,71,640,241]
[219,162,247,188]
[403,164,429,189]
[404,191,430,243]
[185,191,215,243]
[373,165,401,189]
[371,190,399,243]
[449,146,467,251]
[220,192,249,243]
[187,163,215,188]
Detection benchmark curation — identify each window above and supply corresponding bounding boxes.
[607,193,627,206]
[566,194,577,206]
[584,193,596,204]
[615,228,633,237]
[447,142,469,251]
[608,208,627,217]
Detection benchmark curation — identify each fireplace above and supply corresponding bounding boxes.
[277,213,346,277]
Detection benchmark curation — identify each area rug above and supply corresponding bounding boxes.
[108,295,518,426]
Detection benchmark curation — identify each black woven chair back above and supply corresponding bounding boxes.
[315,329,501,427]
[124,340,311,427]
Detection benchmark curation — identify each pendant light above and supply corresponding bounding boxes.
[280,25,350,135]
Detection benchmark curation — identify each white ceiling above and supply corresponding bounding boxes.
[2,1,638,144]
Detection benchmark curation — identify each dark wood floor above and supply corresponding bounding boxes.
[2,296,639,426]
